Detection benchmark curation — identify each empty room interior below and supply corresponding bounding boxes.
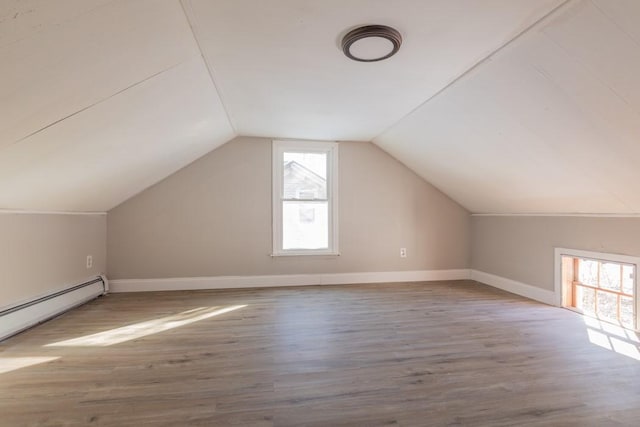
[3,0,640,425]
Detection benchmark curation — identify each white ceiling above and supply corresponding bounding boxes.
[2,0,639,214]
[0,0,234,211]
[187,0,563,141]
[376,0,640,213]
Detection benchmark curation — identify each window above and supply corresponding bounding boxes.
[272,140,338,255]
[560,252,638,329]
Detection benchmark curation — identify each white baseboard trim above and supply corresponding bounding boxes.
[109,269,472,293]
[470,270,556,306]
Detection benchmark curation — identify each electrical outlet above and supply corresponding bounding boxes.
[86,255,93,269]
[400,248,407,258]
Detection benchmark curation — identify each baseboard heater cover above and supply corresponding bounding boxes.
[0,275,108,342]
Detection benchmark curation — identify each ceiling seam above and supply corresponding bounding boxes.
[371,0,574,142]
[540,7,640,118]
[6,61,185,149]
[589,0,640,48]
[179,0,238,135]
[532,41,636,213]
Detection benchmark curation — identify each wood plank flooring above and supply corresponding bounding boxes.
[2,280,640,426]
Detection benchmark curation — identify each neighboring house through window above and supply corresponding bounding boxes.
[272,140,338,255]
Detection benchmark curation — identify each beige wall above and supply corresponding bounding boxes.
[0,213,107,309]
[107,137,470,279]
[471,216,640,291]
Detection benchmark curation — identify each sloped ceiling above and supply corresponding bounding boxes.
[0,0,235,211]
[376,0,640,214]
[2,0,639,214]
[185,0,563,142]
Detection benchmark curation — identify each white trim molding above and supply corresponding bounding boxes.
[109,269,471,293]
[472,213,640,217]
[272,139,339,257]
[470,270,556,306]
[0,209,106,216]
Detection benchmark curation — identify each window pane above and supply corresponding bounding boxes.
[596,291,617,323]
[578,259,598,286]
[621,296,634,328]
[576,286,595,315]
[283,202,328,250]
[283,152,327,199]
[623,265,634,295]
[599,262,621,292]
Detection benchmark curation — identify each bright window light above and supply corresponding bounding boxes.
[584,316,640,362]
[45,305,247,347]
[0,357,60,375]
[272,140,339,256]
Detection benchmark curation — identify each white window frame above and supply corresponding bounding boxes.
[272,140,339,256]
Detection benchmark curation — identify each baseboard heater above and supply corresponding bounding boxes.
[0,275,108,342]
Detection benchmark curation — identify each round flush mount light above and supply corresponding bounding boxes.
[341,25,402,62]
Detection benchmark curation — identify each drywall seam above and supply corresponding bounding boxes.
[373,0,572,141]
[179,0,238,133]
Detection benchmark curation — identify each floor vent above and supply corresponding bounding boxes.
[0,276,108,341]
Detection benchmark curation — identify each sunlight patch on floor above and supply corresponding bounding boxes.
[45,305,247,347]
[0,357,60,375]
[584,316,640,361]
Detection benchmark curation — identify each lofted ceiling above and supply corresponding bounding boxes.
[376,0,640,214]
[1,0,639,214]
[0,0,235,211]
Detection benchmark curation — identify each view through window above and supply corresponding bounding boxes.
[282,151,328,250]
[272,141,338,255]
[562,255,636,329]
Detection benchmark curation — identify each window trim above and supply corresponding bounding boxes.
[555,247,640,330]
[272,140,339,256]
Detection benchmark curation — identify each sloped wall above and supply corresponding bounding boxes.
[107,137,470,280]
[0,213,106,309]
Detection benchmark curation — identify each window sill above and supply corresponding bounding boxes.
[271,251,341,257]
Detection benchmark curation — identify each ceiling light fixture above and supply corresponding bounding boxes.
[341,25,402,62]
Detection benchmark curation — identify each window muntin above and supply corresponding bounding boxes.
[566,257,636,328]
[273,141,338,255]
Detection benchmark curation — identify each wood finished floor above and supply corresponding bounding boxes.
[2,280,640,426]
